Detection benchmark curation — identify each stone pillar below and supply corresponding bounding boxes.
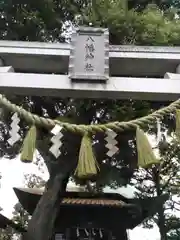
[164,64,180,79]
[176,64,180,74]
[0,57,14,72]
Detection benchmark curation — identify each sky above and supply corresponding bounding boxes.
[0,156,161,240]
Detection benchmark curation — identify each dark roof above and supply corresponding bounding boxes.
[13,187,129,214]
[0,214,9,229]
[0,213,26,232]
[13,187,169,229]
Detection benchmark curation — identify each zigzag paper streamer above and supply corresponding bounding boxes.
[105,129,118,157]
[156,118,162,145]
[8,113,21,146]
[49,124,63,158]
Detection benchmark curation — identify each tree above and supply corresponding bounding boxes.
[0,0,180,240]
[0,205,13,240]
[11,173,45,240]
[0,0,90,42]
[128,0,180,11]
[168,229,180,240]
[22,174,45,189]
[82,1,180,45]
[132,135,180,240]
[0,227,13,240]
[12,173,45,230]
[0,174,11,240]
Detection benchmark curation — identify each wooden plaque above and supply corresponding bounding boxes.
[69,26,109,82]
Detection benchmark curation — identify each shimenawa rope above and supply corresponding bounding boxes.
[0,94,179,135]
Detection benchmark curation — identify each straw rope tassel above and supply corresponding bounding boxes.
[21,125,37,162]
[176,110,180,141]
[75,133,99,179]
[136,127,159,168]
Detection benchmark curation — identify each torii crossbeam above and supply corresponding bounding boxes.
[1,26,180,101]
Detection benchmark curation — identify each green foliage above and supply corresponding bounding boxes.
[81,0,180,45]
[128,0,180,11]
[12,203,29,230]
[23,173,45,188]
[168,229,180,240]
[11,174,45,239]
[0,227,13,240]
[0,173,45,240]
[1,1,180,239]
[1,0,180,45]
[0,0,89,41]
[133,137,180,237]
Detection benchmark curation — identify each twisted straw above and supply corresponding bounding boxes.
[0,94,179,134]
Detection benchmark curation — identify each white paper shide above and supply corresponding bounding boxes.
[105,129,119,157]
[49,124,63,158]
[8,113,21,146]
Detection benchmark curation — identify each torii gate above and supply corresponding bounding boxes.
[0,26,178,240]
[0,26,180,101]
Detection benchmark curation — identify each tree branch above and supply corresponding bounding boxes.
[166,221,180,233]
[162,167,178,191]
